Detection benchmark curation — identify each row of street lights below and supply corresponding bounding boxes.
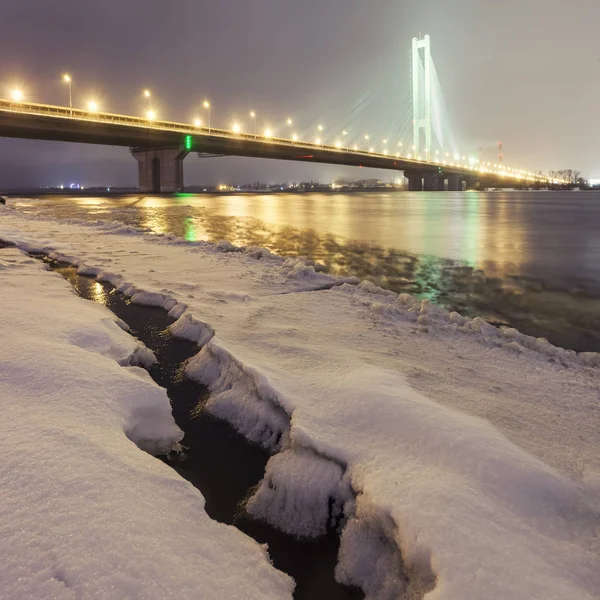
[5,81,471,158]
[5,77,428,153]
[6,78,545,178]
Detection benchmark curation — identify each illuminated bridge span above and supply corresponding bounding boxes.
[0,35,562,192]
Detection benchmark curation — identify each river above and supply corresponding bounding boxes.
[11,190,600,353]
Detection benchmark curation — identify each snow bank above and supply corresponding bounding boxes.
[185,341,291,450]
[247,448,353,538]
[1,209,599,600]
[0,248,293,600]
[341,280,594,367]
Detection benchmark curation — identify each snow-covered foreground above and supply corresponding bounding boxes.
[0,246,293,599]
[1,206,599,600]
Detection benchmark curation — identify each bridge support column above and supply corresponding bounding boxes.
[423,173,438,191]
[132,148,189,193]
[446,174,463,192]
[405,170,425,191]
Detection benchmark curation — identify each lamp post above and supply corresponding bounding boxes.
[63,74,72,115]
[203,100,211,134]
[250,111,257,135]
[10,89,23,102]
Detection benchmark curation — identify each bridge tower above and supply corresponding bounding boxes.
[412,34,433,159]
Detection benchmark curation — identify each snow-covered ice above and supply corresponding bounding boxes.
[0,247,293,600]
[1,205,599,600]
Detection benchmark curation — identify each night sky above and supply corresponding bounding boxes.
[1,0,599,188]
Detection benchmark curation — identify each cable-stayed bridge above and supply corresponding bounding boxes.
[0,35,562,192]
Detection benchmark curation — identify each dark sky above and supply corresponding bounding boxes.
[1,0,599,187]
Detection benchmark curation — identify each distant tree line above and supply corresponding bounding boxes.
[547,169,581,184]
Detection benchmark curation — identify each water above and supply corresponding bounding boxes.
[12,191,600,352]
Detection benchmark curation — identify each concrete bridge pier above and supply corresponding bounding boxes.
[406,170,450,191]
[405,171,424,191]
[132,147,189,193]
[446,174,463,192]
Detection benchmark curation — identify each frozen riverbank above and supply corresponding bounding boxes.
[1,207,599,599]
[0,246,293,599]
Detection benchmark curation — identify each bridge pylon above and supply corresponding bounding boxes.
[412,34,433,160]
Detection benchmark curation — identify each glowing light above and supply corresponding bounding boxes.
[203,100,210,109]
[250,111,256,118]
[383,139,388,144]
[10,89,23,102]
[335,140,342,149]
[87,100,99,113]
[353,145,358,151]
[364,134,370,140]
[369,147,374,153]
[232,122,241,134]
[63,74,71,83]
[317,124,324,132]
[316,137,322,145]
[286,118,293,125]
[143,89,150,98]
[383,148,388,155]
[185,135,192,150]
[146,109,156,121]
[342,130,348,136]
[292,133,298,141]
[194,118,202,127]
[398,141,403,146]
[264,127,273,138]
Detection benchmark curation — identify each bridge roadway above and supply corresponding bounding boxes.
[0,99,551,193]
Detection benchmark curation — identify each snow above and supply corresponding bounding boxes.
[247,448,353,538]
[0,247,294,600]
[1,206,599,600]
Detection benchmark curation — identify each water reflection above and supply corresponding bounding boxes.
[13,192,600,353]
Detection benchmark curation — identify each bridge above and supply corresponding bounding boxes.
[0,36,562,193]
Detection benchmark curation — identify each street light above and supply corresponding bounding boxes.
[292,133,298,142]
[232,122,241,134]
[143,89,152,112]
[317,124,324,132]
[286,118,293,126]
[250,111,257,135]
[63,74,72,114]
[264,127,273,139]
[10,88,23,102]
[194,117,202,128]
[203,100,211,134]
[87,100,99,113]
[146,109,156,121]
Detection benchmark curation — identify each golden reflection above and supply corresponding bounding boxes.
[139,207,169,234]
[90,281,108,305]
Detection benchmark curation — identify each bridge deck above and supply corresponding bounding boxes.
[0,99,552,185]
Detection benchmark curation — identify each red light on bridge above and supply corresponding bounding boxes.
[295,155,314,159]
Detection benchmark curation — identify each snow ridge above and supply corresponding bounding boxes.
[341,280,600,369]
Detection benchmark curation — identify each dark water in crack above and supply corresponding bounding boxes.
[46,260,362,600]
[10,191,600,353]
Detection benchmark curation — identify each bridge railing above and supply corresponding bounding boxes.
[0,98,428,164]
[0,99,557,183]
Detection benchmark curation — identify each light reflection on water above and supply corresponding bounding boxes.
[14,191,600,353]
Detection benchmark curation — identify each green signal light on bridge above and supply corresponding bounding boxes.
[185,135,193,150]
